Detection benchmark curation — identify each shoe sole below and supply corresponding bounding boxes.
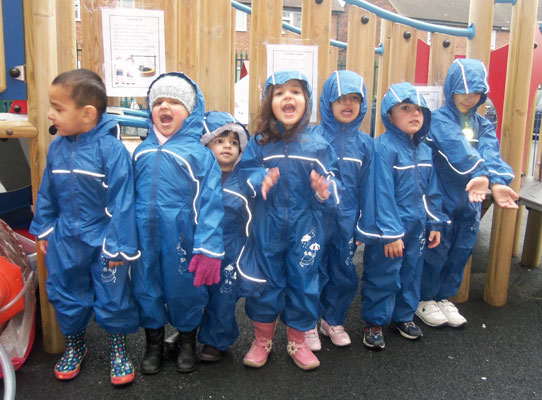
[198,354,222,362]
[290,357,320,371]
[390,324,422,340]
[243,358,268,368]
[415,312,448,328]
[447,320,467,328]
[362,337,385,350]
[141,365,162,375]
[111,371,135,385]
[319,328,351,347]
[54,348,88,381]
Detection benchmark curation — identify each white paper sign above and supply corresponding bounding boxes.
[414,85,444,111]
[102,8,166,97]
[266,44,319,122]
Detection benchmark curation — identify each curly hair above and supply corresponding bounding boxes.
[253,80,311,145]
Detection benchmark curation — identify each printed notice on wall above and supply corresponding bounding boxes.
[414,85,444,111]
[266,44,319,122]
[102,8,166,97]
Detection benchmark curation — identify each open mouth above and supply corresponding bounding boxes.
[282,104,296,114]
[160,114,173,123]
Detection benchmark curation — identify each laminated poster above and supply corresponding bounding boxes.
[266,44,319,122]
[102,8,166,97]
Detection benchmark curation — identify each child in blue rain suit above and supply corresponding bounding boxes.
[417,58,518,328]
[357,82,448,350]
[197,111,251,362]
[307,70,374,350]
[30,69,140,385]
[239,70,341,371]
[131,72,224,375]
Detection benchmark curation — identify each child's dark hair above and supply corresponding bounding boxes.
[216,130,240,143]
[254,80,311,145]
[52,69,108,117]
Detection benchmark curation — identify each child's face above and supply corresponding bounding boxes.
[47,84,88,136]
[331,93,362,124]
[453,93,482,113]
[152,98,189,137]
[388,103,424,137]
[207,131,240,172]
[271,80,306,129]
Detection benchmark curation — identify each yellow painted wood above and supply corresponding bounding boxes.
[346,7,376,133]
[484,0,539,306]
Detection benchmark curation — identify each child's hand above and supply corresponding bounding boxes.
[109,260,125,268]
[189,254,221,287]
[491,183,519,209]
[427,230,441,249]
[465,175,489,202]
[38,240,48,255]
[384,239,404,259]
[261,167,280,200]
[310,170,331,201]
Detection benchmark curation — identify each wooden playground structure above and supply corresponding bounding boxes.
[0,0,539,354]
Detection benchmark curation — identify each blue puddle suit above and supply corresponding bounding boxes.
[357,83,448,326]
[313,70,374,326]
[30,114,140,335]
[131,73,224,332]
[421,59,515,301]
[238,71,341,332]
[198,111,251,351]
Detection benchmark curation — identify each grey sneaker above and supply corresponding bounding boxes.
[363,325,385,350]
[391,321,423,340]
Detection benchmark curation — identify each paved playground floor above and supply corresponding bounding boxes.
[9,206,542,399]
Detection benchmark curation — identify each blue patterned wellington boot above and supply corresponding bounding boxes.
[54,330,88,380]
[108,333,135,385]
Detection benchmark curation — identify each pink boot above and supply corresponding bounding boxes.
[287,326,320,370]
[243,321,276,368]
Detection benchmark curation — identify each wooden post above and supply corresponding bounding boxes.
[230,7,236,114]
[374,19,392,137]
[248,0,282,132]
[25,0,65,353]
[346,7,376,133]
[427,33,455,86]
[302,0,332,116]
[466,0,494,67]
[374,22,417,137]
[521,209,542,268]
[198,0,232,112]
[178,0,200,80]
[55,0,76,73]
[484,0,538,306]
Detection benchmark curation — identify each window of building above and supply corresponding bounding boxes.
[236,9,247,32]
[491,30,497,50]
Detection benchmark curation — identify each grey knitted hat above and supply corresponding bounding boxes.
[148,75,197,113]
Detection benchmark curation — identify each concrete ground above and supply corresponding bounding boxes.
[8,206,542,399]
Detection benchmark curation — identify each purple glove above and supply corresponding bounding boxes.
[188,254,221,287]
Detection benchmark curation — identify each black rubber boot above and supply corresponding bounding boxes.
[175,329,197,373]
[141,327,165,375]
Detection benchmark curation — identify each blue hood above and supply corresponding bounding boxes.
[201,111,250,166]
[145,71,205,142]
[263,70,313,112]
[319,70,367,132]
[381,82,431,143]
[443,58,489,117]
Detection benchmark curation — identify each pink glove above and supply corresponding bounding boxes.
[188,254,221,287]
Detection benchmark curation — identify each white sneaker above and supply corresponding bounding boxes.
[304,326,321,352]
[437,300,467,328]
[416,300,448,327]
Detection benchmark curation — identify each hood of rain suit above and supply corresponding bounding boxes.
[200,111,250,168]
[319,70,368,133]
